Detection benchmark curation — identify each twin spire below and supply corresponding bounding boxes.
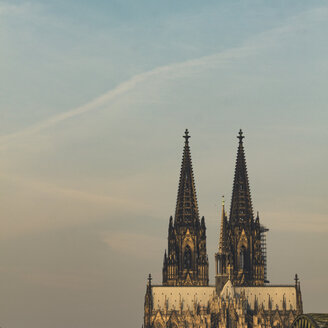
[175,129,199,225]
[175,128,253,226]
[163,129,208,286]
[229,129,253,223]
[219,130,253,253]
[164,128,255,287]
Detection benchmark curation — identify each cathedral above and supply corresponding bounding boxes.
[143,130,303,328]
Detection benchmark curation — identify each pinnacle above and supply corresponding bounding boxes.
[175,130,199,225]
[219,199,229,254]
[230,130,254,223]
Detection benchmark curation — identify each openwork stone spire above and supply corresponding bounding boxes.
[230,129,253,223]
[163,130,208,286]
[219,196,229,254]
[175,129,199,225]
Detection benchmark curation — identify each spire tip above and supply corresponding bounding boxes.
[237,129,245,142]
[184,129,190,141]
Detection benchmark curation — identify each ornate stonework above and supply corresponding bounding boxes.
[162,129,209,287]
[143,130,303,328]
[215,130,267,289]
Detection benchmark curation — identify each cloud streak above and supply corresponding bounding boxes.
[0,173,149,212]
[4,5,327,148]
[0,47,253,148]
[0,5,327,151]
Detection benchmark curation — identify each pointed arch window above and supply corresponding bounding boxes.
[183,245,192,270]
[239,246,245,270]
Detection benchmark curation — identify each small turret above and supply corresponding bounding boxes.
[144,274,153,328]
[215,196,231,293]
[255,211,260,225]
[169,216,174,233]
[219,196,229,255]
[295,274,303,314]
[201,216,206,229]
[163,250,167,265]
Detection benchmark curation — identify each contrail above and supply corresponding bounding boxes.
[0,5,326,149]
[0,45,255,149]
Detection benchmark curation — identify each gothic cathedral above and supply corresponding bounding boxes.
[143,130,303,328]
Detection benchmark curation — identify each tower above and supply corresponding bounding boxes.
[144,274,153,328]
[215,196,232,292]
[143,129,302,328]
[162,129,209,286]
[216,130,267,288]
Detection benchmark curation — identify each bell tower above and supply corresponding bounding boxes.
[216,130,268,288]
[162,129,209,286]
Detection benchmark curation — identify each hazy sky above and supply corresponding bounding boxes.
[0,1,327,327]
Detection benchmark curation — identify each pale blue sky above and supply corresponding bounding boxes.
[0,1,327,328]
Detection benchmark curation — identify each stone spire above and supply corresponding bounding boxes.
[175,129,199,226]
[229,129,253,224]
[144,274,153,328]
[163,130,208,286]
[219,196,229,254]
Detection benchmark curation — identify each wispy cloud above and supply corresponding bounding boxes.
[0,173,149,212]
[0,47,253,148]
[0,3,28,16]
[2,5,327,149]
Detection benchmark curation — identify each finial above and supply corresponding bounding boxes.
[148,273,152,285]
[237,129,244,142]
[294,273,299,285]
[184,129,190,142]
[222,195,225,207]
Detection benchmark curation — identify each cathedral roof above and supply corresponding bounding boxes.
[230,129,254,223]
[151,286,216,312]
[220,280,298,312]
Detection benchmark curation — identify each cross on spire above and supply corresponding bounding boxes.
[148,273,152,286]
[294,273,299,285]
[184,129,190,142]
[238,129,244,142]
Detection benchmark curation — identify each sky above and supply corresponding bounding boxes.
[0,0,327,327]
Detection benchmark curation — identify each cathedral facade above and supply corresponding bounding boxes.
[144,130,303,328]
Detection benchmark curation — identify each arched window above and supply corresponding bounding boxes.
[183,245,192,269]
[239,246,245,270]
